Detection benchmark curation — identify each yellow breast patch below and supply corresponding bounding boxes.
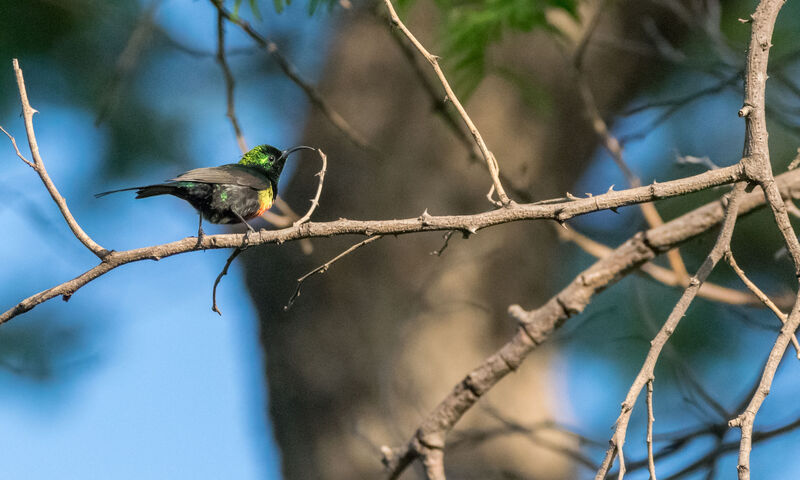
[255,185,274,217]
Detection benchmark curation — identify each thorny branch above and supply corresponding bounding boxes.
[382,0,511,206]
[380,171,800,479]
[594,182,747,479]
[1,154,755,325]
[729,2,799,479]
[9,59,109,259]
[285,235,382,310]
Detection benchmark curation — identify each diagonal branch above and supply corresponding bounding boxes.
[11,59,109,259]
[211,0,373,152]
[382,0,511,206]
[216,9,248,154]
[725,251,800,357]
[285,235,383,310]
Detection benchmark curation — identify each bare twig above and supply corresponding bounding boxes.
[211,1,373,152]
[285,235,382,310]
[725,251,800,357]
[293,149,327,226]
[382,0,511,206]
[11,59,109,259]
[430,231,454,256]
[594,182,746,480]
[647,379,657,480]
[0,126,34,167]
[211,247,244,315]
[216,10,248,153]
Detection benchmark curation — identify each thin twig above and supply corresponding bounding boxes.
[216,9,248,153]
[211,0,373,152]
[430,231,454,256]
[285,235,382,310]
[382,0,511,206]
[293,149,327,226]
[380,10,530,202]
[594,182,746,480]
[11,59,109,259]
[0,126,34,167]
[211,247,244,315]
[725,251,800,358]
[647,379,657,480]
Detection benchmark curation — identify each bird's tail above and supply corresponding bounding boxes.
[94,184,177,199]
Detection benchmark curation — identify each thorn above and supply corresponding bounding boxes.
[607,184,615,193]
[738,17,751,23]
[566,192,579,200]
[419,209,433,225]
[585,192,593,197]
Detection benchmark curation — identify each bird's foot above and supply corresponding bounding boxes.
[241,227,255,248]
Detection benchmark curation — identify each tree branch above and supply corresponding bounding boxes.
[211,0,373,152]
[11,59,109,259]
[0,157,775,326]
[216,9,248,154]
[382,0,511,206]
[381,172,800,479]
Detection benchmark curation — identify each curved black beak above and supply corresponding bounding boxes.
[278,145,316,164]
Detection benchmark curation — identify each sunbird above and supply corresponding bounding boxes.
[96,144,314,238]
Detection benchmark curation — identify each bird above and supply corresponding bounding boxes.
[95,144,315,240]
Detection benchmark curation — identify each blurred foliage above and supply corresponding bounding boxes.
[0,0,185,178]
[234,0,336,17]
[399,0,578,97]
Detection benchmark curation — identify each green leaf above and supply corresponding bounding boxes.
[249,0,264,19]
[437,0,577,98]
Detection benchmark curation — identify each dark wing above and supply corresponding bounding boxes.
[170,164,270,190]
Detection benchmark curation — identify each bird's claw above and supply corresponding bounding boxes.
[195,227,206,249]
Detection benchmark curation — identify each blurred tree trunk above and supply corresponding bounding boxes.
[243,1,685,478]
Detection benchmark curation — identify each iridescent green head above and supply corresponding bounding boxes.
[239,144,286,175]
